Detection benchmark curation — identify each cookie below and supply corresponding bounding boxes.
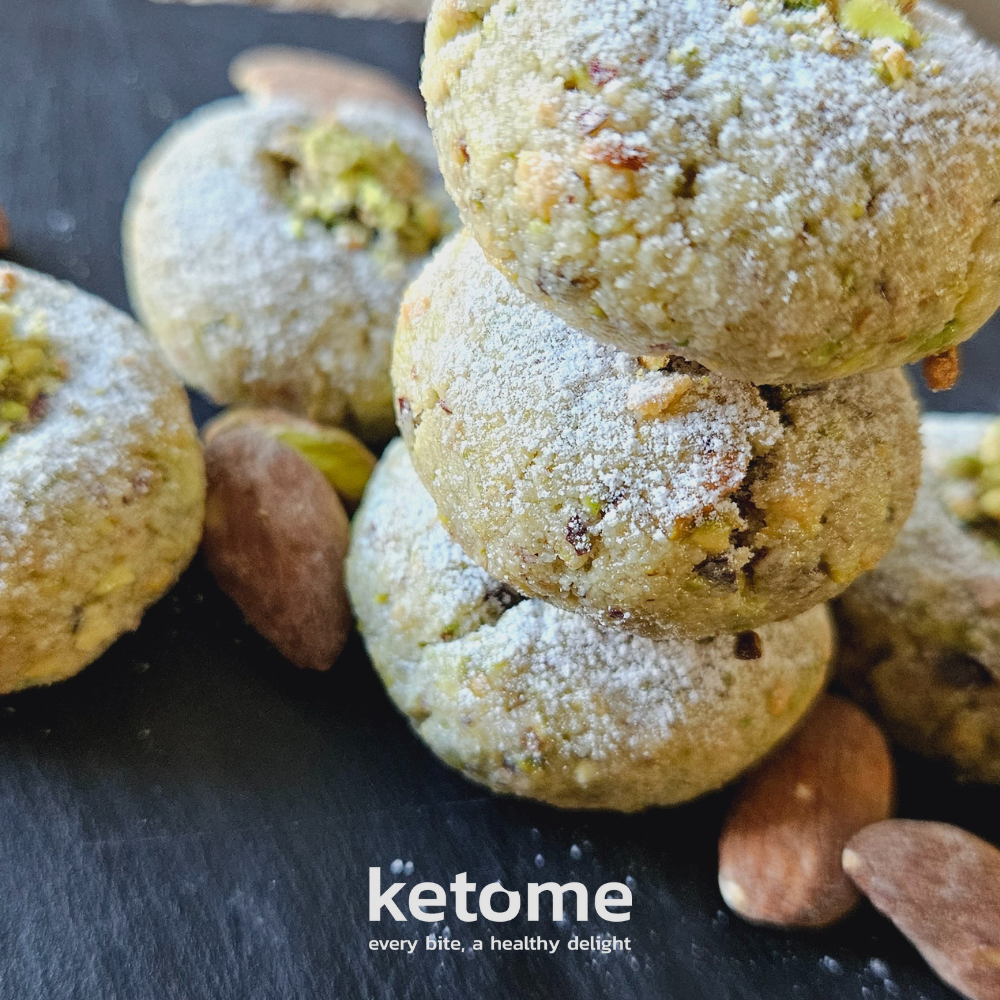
[837,412,1000,783]
[393,231,921,640]
[0,265,205,693]
[423,0,1000,383]
[346,440,833,811]
[123,94,455,441]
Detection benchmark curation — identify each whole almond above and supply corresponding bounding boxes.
[203,425,351,671]
[229,46,424,116]
[843,820,1000,1000]
[718,695,895,928]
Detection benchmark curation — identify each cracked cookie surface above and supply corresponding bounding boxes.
[346,439,833,811]
[393,232,921,639]
[423,0,1000,383]
[837,413,1000,783]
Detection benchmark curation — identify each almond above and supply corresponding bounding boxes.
[718,695,894,928]
[843,820,1000,1000]
[203,408,376,511]
[0,203,9,251]
[153,0,430,20]
[203,425,352,671]
[228,46,424,117]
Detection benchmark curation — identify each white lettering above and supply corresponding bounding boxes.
[526,882,588,921]
[479,882,521,921]
[369,867,407,921]
[409,882,446,922]
[594,883,632,922]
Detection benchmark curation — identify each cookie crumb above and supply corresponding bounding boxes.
[735,630,764,660]
[626,371,693,418]
[922,347,960,392]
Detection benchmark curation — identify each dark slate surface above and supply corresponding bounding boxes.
[0,2,998,997]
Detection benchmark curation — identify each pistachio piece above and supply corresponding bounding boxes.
[838,0,921,47]
[0,286,66,446]
[203,425,352,672]
[266,118,451,260]
[204,408,376,510]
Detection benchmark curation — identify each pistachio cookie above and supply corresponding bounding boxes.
[423,0,1000,383]
[838,413,1000,783]
[393,231,920,640]
[123,94,454,441]
[0,265,205,694]
[347,440,833,811]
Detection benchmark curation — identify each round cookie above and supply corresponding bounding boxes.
[0,265,205,693]
[393,231,921,640]
[423,0,1000,384]
[346,439,833,812]
[837,412,1000,783]
[123,94,455,442]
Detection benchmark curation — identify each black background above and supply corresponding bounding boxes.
[1,2,998,997]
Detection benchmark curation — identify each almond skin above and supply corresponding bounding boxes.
[228,46,424,116]
[203,408,376,512]
[718,695,895,928]
[203,425,351,671]
[843,820,1000,1000]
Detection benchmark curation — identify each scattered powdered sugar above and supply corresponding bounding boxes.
[403,233,783,538]
[428,0,1000,380]
[0,265,184,588]
[124,95,447,419]
[348,440,831,767]
[568,0,1000,208]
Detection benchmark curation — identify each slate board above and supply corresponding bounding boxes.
[1,2,999,997]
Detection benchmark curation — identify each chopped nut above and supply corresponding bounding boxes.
[838,0,921,48]
[577,107,609,136]
[871,37,914,83]
[582,134,650,171]
[515,150,565,221]
[735,630,763,660]
[922,346,960,392]
[740,2,760,25]
[565,513,592,556]
[639,354,671,371]
[587,60,618,87]
[626,371,693,418]
[536,98,560,128]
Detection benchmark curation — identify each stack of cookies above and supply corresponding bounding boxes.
[346,0,1000,812]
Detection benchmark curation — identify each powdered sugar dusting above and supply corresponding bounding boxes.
[403,232,782,538]
[124,95,449,430]
[426,0,1000,380]
[346,439,833,807]
[0,265,188,584]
